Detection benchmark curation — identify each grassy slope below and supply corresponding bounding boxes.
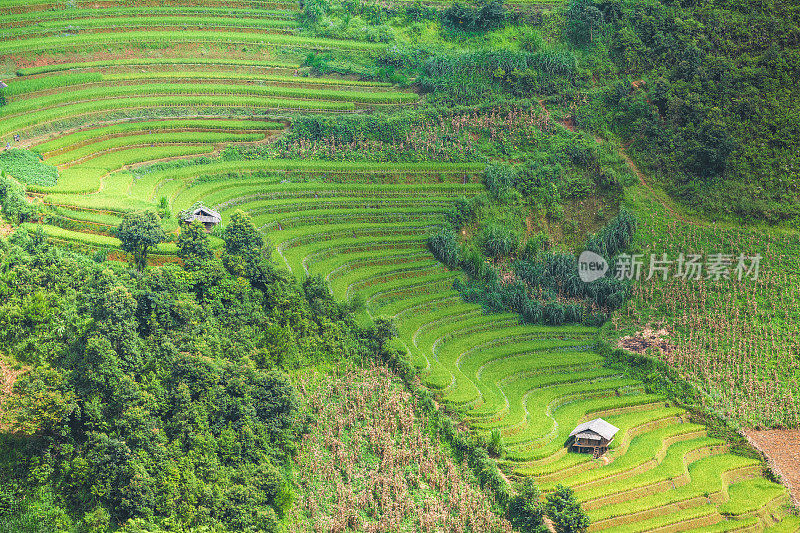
[0,1,797,531]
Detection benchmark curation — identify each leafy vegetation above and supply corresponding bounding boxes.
[0,150,58,187]
[0,222,381,531]
[0,0,797,531]
[116,211,166,271]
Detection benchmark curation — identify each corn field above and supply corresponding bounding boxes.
[612,203,800,428]
[290,364,512,533]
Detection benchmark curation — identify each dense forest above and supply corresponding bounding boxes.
[0,217,388,531]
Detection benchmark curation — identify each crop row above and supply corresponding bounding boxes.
[0,95,353,137]
[33,145,216,194]
[20,223,177,254]
[16,58,299,76]
[2,83,415,117]
[262,212,443,232]
[0,0,298,11]
[241,198,452,217]
[0,6,296,25]
[0,30,388,55]
[102,72,394,88]
[2,15,299,39]
[179,183,478,213]
[44,131,262,166]
[4,72,395,98]
[147,160,484,183]
[33,119,284,155]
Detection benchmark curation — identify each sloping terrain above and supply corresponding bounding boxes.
[0,1,796,531]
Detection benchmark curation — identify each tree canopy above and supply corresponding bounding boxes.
[116,211,165,271]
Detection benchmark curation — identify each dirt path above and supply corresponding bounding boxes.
[744,429,800,507]
[613,144,708,228]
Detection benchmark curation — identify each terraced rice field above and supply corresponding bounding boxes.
[0,0,411,144]
[1,1,796,531]
[249,185,793,531]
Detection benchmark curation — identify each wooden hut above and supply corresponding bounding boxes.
[182,206,221,232]
[569,418,619,457]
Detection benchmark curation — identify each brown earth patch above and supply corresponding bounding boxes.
[0,359,27,430]
[0,222,13,237]
[618,326,674,356]
[744,429,800,507]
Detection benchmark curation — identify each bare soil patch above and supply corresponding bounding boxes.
[0,222,13,237]
[744,429,800,506]
[0,359,27,430]
[618,326,674,356]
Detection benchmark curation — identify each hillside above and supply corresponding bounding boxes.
[0,0,798,532]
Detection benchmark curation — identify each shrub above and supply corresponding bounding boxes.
[480,222,520,258]
[507,478,547,532]
[445,196,477,227]
[488,428,505,458]
[484,163,517,198]
[0,172,38,223]
[442,0,508,32]
[427,226,461,268]
[545,485,590,533]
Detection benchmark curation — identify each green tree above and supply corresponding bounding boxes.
[566,0,604,45]
[223,210,263,255]
[4,366,77,436]
[545,485,590,533]
[507,478,547,532]
[116,211,165,272]
[371,317,397,353]
[177,219,212,270]
[301,0,330,23]
[222,210,267,276]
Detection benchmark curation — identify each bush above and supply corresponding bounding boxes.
[545,485,590,533]
[427,226,461,268]
[507,479,547,532]
[488,428,505,458]
[479,222,520,258]
[484,163,517,197]
[442,0,508,32]
[0,172,38,223]
[445,196,477,227]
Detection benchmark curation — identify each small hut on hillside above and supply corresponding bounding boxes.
[569,418,619,457]
[182,205,221,232]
